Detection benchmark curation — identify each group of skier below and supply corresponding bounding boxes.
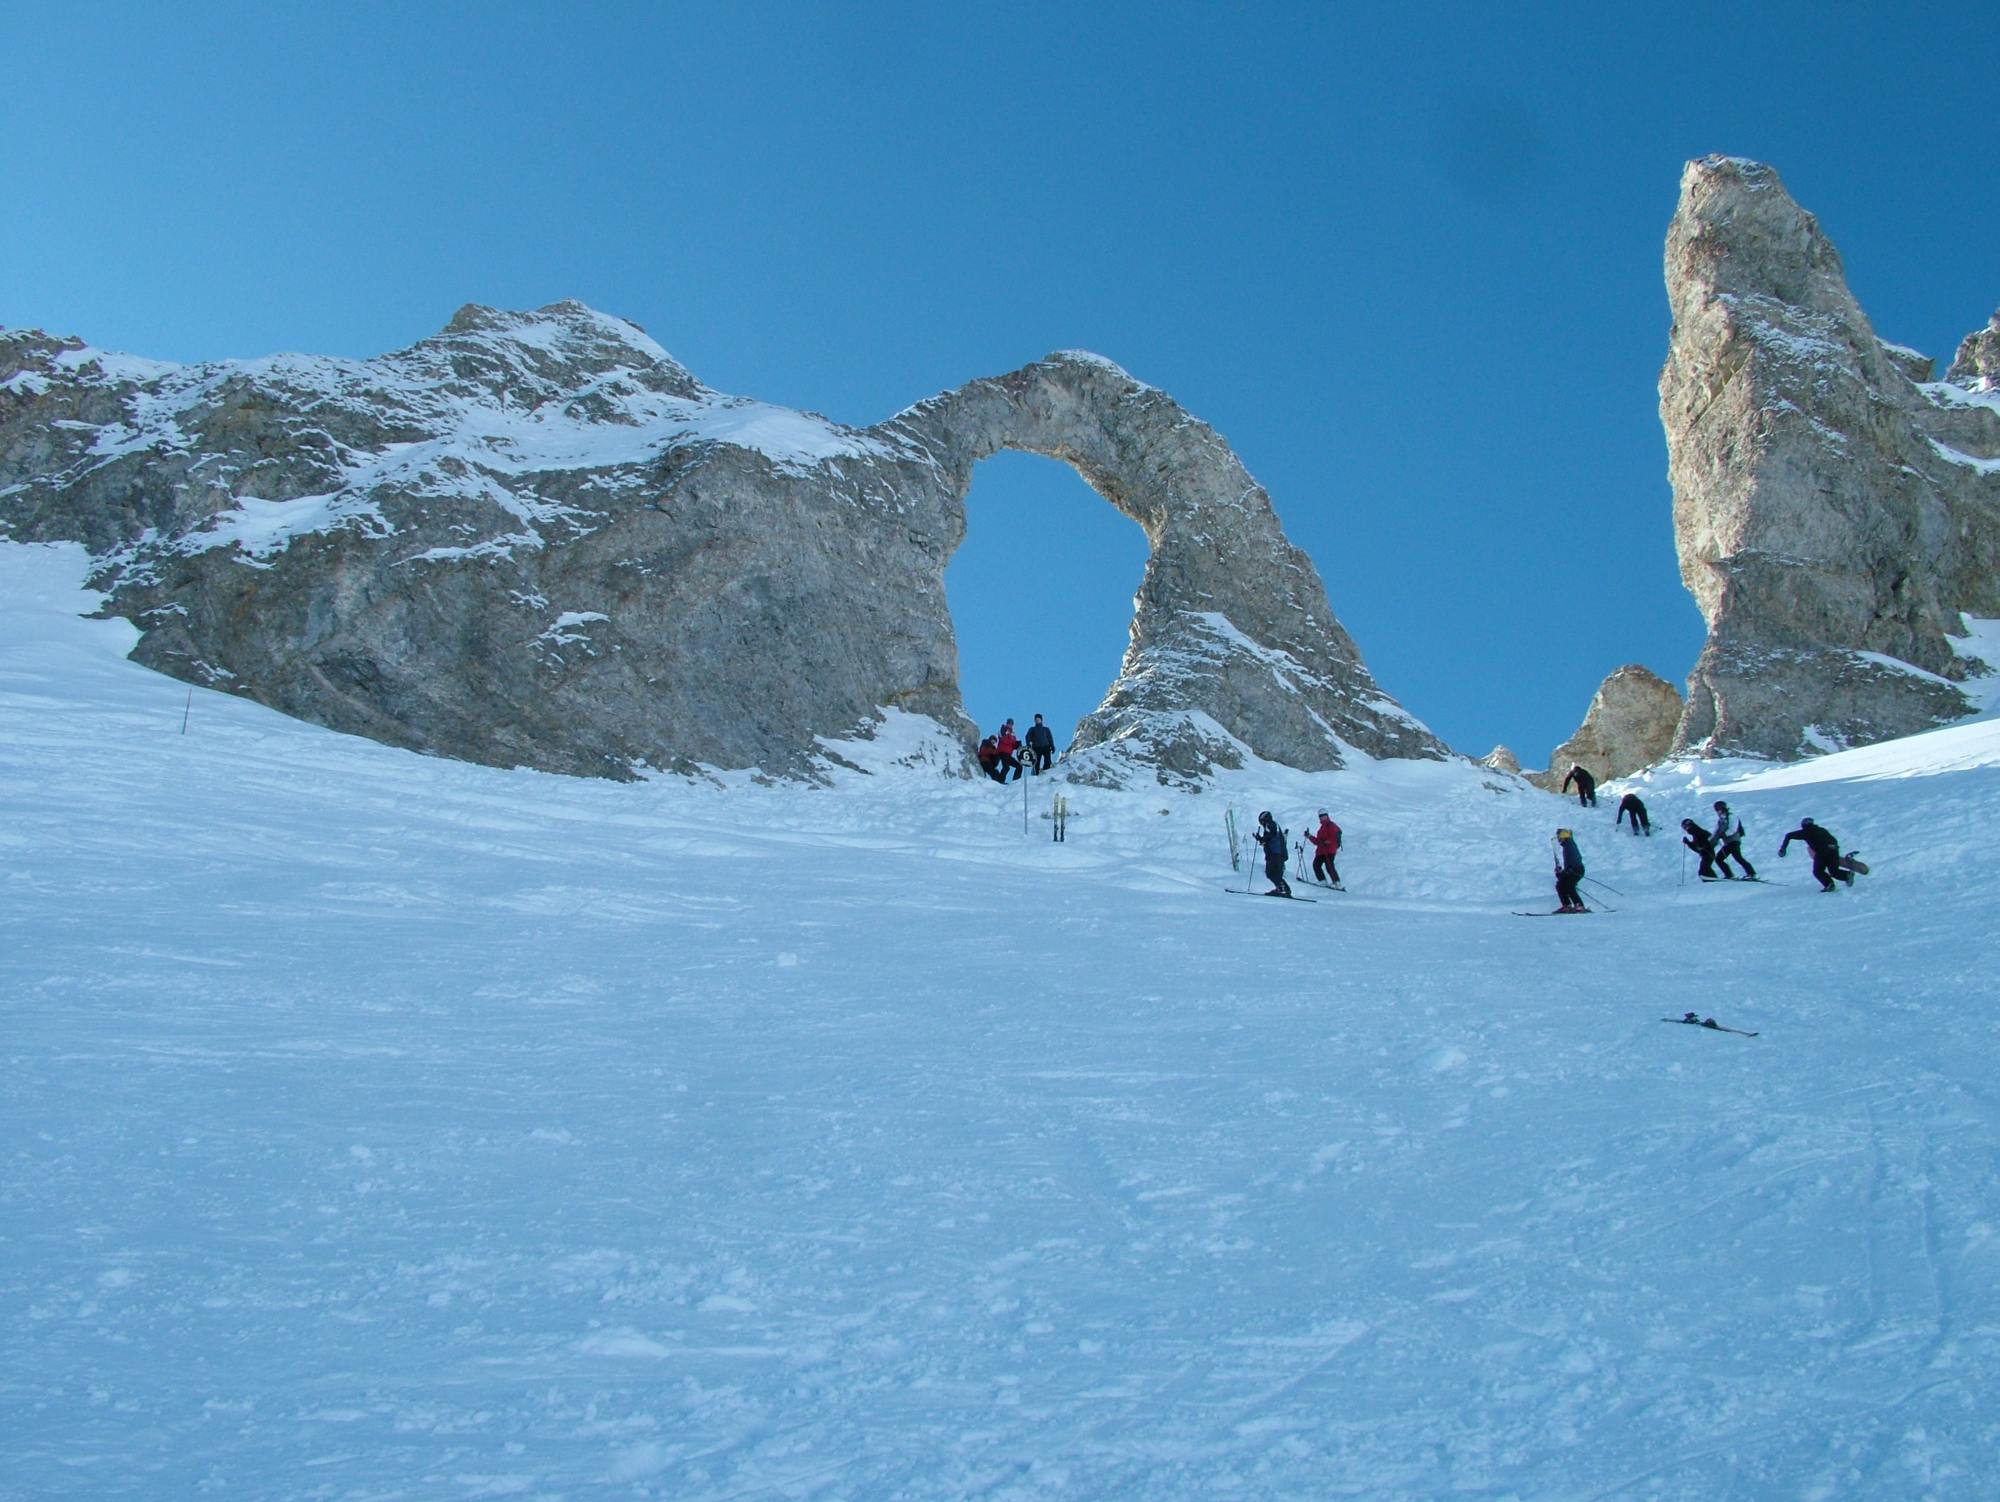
[976,715,1058,783]
[1551,772,1863,912]
[1250,810,1343,898]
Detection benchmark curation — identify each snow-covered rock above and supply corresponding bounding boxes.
[0,307,1441,781]
[1660,157,2000,760]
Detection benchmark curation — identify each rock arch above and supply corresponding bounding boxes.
[889,353,1445,779]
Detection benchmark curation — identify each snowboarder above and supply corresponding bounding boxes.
[1711,800,1755,879]
[976,736,1007,784]
[1561,764,1598,807]
[1615,791,1651,835]
[1304,810,1343,886]
[993,720,1022,782]
[1552,827,1587,912]
[1778,816,1854,892]
[1254,811,1293,897]
[1024,714,1056,774]
[1681,818,1720,880]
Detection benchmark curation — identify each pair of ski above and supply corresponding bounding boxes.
[1663,1011,1758,1037]
[1229,887,1319,903]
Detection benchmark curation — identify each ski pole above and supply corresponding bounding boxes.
[1584,874,1625,898]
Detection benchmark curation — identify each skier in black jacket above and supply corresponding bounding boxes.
[1253,812,1292,898]
[1561,764,1598,807]
[1023,714,1056,774]
[1553,828,1587,912]
[1778,817,1853,892]
[1681,818,1719,880]
[1616,792,1651,835]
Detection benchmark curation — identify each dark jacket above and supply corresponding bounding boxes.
[1024,722,1055,754]
[1562,766,1596,795]
[1780,822,1840,860]
[1555,835,1584,875]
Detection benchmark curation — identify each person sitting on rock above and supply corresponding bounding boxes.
[1553,827,1588,912]
[1616,791,1651,835]
[1711,800,1755,879]
[976,736,1007,784]
[1778,816,1854,892]
[1681,818,1719,880]
[1561,764,1598,807]
[1024,714,1056,775]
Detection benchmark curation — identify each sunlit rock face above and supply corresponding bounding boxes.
[1661,157,2000,759]
[0,305,1443,781]
[1532,664,1684,788]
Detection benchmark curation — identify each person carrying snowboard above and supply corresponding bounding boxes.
[1778,816,1854,892]
[1681,818,1720,879]
[1553,827,1587,912]
[1711,800,1755,879]
[1024,713,1056,774]
[1561,764,1598,807]
[1304,810,1343,887]
[1254,811,1293,898]
[1616,791,1651,835]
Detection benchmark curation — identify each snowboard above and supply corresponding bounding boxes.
[1840,853,1870,875]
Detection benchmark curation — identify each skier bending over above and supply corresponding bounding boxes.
[1681,818,1719,879]
[1616,792,1651,835]
[1778,817,1853,892]
[1024,714,1056,774]
[1553,827,1587,912]
[1711,801,1755,879]
[993,720,1023,783]
[1254,812,1293,898]
[977,736,1007,784]
[1304,810,1343,887]
[1562,764,1598,807]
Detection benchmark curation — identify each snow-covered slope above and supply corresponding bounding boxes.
[5,541,1997,1499]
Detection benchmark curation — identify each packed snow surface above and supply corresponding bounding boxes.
[4,541,1998,1499]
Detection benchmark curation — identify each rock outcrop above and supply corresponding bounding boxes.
[0,303,1444,782]
[1661,156,2000,759]
[1479,746,1521,775]
[1532,664,1683,788]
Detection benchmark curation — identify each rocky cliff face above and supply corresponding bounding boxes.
[1530,664,1683,789]
[1661,157,2000,759]
[0,303,1443,782]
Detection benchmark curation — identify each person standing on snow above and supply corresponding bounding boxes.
[993,720,1023,782]
[1304,810,1343,887]
[1711,800,1755,879]
[1023,714,1056,775]
[1681,818,1720,880]
[1778,816,1854,892]
[1616,791,1651,835]
[1561,764,1598,807]
[1553,827,1588,912]
[1253,811,1293,898]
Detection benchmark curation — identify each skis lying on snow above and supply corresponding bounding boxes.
[1663,1012,1758,1037]
[1513,909,1595,916]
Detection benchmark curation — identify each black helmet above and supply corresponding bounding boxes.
[1801,816,1815,827]
[1713,800,1728,811]
[1258,810,1273,824]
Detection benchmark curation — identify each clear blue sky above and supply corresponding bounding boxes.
[5,4,1995,764]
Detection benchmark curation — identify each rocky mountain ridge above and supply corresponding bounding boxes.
[0,304,1443,782]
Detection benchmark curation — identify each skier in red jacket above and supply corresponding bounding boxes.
[992,720,1022,782]
[1305,810,1343,887]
